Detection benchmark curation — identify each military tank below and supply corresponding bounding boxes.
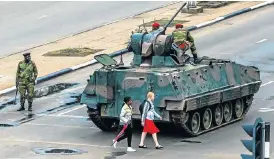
[80,3,261,137]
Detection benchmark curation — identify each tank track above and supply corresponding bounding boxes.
[87,108,118,131]
[172,95,254,137]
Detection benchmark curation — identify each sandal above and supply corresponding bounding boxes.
[155,145,163,149]
[138,145,148,148]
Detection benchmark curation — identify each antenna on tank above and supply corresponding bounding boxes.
[118,49,125,66]
[143,19,148,33]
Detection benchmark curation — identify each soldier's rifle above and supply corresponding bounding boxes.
[14,82,18,105]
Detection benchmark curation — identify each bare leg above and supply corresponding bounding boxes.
[139,132,147,146]
[152,133,160,146]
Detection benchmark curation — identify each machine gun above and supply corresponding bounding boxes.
[132,19,148,34]
[117,2,189,67]
[134,2,187,58]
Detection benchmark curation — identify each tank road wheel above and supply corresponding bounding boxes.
[189,112,200,135]
[234,99,244,118]
[213,105,223,126]
[202,108,212,130]
[223,102,233,123]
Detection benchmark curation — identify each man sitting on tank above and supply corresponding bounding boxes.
[151,22,160,32]
[172,23,199,63]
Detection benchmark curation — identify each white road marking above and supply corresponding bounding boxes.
[259,108,274,112]
[38,14,50,19]
[260,81,274,87]
[0,138,126,149]
[0,112,19,115]
[256,39,267,43]
[57,105,86,116]
[7,119,17,122]
[38,114,89,119]
[24,123,97,129]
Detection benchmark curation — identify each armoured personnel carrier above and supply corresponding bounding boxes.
[80,3,261,136]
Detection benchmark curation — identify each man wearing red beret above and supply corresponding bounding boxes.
[151,22,160,32]
[172,23,198,63]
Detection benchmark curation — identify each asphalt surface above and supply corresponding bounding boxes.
[1,5,274,159]
[0,1,169,58]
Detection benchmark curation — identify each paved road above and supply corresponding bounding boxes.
[1,5,274,159]
[0,1,169,58]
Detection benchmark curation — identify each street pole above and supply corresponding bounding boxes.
[187,1,197,8]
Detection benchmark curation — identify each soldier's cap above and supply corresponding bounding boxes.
[152,22,160,27]
[23,52,30,56]
[175,23,183,28]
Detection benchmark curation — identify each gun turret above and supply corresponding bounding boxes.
[129,2,187,65]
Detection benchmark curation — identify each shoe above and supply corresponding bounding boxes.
[193,54,199,64]
[127,147,136,152]
[17,107,25,111]
[28,102,32,111]
[138,145,148,148]
[17,103,25,111]
[155,145,163,149]
[113,140,117,148]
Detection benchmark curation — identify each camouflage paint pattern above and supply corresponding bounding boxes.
[81,58,261,121]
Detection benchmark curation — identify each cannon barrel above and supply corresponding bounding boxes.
[162,2,187,33]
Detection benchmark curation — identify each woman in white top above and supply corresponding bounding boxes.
[113,96,136,152]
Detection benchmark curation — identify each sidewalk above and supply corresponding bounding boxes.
[0,1,261,91]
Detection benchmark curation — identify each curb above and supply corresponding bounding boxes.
[0,1,273,95]
[187,1,274,31]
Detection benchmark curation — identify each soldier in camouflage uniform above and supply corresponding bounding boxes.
[16,52,38,111]
[172,23,199,63]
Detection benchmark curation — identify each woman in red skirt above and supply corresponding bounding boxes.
[139,92,163,149]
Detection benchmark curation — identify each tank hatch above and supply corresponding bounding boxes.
[94,54,117,66]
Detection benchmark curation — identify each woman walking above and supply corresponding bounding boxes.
[113,96,136,152]
[139,92,163,149]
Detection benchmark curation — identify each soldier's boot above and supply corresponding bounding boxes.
[28,102,32,111]
[193,53,198,63]
[17,103,25,111]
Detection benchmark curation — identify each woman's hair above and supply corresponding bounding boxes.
[124,96,131,103]
[147,92,154,99]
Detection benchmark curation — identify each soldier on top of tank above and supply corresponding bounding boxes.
[172,23,199,63]
[151,22,160,32]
